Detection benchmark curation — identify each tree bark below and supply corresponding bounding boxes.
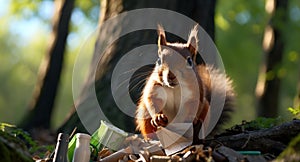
[58,0,217,134]
[20,0,75,130]
[255,0,289,117]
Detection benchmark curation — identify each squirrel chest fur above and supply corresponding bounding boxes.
[135,25,234,143]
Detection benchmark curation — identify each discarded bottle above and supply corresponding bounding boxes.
[72,133,91,162]
[53,133,69,162]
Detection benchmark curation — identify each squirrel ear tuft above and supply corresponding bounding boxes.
[187,24,199,56]
[157,24,167,53]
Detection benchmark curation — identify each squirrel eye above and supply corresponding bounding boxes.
[156,58,162,65]
[186,56,193,67]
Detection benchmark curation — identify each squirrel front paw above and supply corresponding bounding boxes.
[151,113,168,128]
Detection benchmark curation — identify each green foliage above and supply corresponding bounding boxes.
[75,0,100,23]
[0,0,96,128]
[0,123,54,157]
[276,133,300,161]
[227,117,282,133]
[0,130,33,162]
[0,0,300,131]
[216,0,267,123]
[0,14,46,124]
[1,123,37,152]
[288,105,300,119]
[216,0,300,124]
[246,117,283,129]
[9,0,40,19]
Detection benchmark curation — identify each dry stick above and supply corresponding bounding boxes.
[69,127,77,140]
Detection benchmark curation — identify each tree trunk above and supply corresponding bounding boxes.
[58,0,217,134]
[255,0,289,117]
[20,0,75,130]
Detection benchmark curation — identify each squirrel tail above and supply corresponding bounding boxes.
[199,65,235,135]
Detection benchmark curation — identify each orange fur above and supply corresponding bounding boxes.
[135,25,235,143]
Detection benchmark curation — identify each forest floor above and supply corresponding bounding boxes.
[0,119,300,162]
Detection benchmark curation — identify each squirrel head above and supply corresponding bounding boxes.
[155,25,199,88]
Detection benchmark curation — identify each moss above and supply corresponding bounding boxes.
[276,134,300,161]
[0,127,33,162]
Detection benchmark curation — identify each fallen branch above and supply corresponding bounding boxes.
[209,119,300,155]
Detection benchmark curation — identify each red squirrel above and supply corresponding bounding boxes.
[135,25,234,143]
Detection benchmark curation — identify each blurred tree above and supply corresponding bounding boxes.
[255,0,289,117]
[19,0,75,131]
[295,77,300,108]
[2,0,298,135]
[58,0,217,134]
[215,0,266,123]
